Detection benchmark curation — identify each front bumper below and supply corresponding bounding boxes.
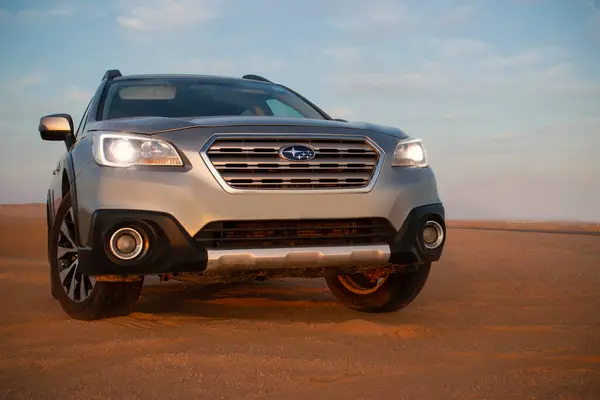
[74,129,442,244]
[74,128,445,277]
[78,203,445,277]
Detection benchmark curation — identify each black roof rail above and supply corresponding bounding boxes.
[103,69,122,81]
[242,74,272,83]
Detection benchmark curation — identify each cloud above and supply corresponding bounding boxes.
[48,8,72,16]
[327,42,600,105]
[327,1,413,31]
[116,0,220,31]
[482,49,542,68]
[150,55,285,78]
[491,131,519,140]
[321,47,364,64]
[66,87,93,102]
[436,4,476,25]
[439,38,490,57]
[334,70,448,94]
[529,63,600,95]
[130,55,285,83]
[539,62,573,79]
[15,72,43,89]
[412,37,490,57]
[0,7,72,21]
[327,41,559,95]
[184,58,237,75]
[1,72,44,95]
[327,1,476,33]
[442,112,471,122]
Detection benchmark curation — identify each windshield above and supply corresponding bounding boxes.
[98,77,327,121]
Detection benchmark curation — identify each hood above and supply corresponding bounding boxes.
[85,116,409,139]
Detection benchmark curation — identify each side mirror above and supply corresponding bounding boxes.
[39,114,74,142]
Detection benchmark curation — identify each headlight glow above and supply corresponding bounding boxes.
[109,139,136,163]
[93,132,183,167]
[392,138,428,167]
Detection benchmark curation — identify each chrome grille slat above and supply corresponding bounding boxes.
[222,172,371,181]
[201,135,383,191]
[230,182,365,188]
[211,157,377,166]
[208,141,375,152]
[208,150,377,155]
[218,166,372,171]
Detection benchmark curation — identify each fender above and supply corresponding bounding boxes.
[64,152,82,247]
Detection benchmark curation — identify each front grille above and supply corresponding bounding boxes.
[195,218,396,250]
[202,136,381,190]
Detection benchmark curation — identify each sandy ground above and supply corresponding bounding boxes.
[449,220,600,234]
[0,205,599,399]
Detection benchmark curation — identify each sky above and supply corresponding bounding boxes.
[0,0,599,221]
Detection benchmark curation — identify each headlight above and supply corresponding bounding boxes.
[93,132,183,167]
[392,138,428,167]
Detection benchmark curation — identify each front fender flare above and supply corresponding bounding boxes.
[63,153,82,246]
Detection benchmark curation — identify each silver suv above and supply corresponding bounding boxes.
[40,70,446,320]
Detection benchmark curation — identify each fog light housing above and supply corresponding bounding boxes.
[109,227,145,260]
[421,220,444,250]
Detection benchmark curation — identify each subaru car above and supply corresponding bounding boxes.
[39,70,446,320]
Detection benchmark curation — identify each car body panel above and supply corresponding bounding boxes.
[84,116,409,140]
[43,72,445,278]
[47,156,64,228]
[72,125,440,245]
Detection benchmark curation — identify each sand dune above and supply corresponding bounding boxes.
[0,204,599,399]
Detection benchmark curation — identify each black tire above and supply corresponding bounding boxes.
[49,191,143,320]
[324,263,431,313]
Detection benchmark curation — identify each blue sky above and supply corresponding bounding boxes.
[1,0,599,221]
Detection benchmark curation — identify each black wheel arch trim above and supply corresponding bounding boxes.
[45,191,52,229]
[62,152,83,247]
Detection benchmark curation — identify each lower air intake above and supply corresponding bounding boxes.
[194,218,396,250]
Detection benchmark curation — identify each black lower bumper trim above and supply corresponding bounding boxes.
[388,203,446,265]
[78,203,445,276]
[78,210,208,276]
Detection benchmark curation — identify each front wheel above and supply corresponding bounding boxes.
[324,263,431,313]
[49,191,143,320]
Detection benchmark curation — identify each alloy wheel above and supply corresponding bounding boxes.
[56,207,96,302]
[337,273,389,295]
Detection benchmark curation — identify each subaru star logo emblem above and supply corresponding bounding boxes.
[279,145,316,161]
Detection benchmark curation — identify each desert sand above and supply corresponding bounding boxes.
[0,204,599,399]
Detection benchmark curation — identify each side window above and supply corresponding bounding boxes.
[266,99,304,118]
[74,99,92,139]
